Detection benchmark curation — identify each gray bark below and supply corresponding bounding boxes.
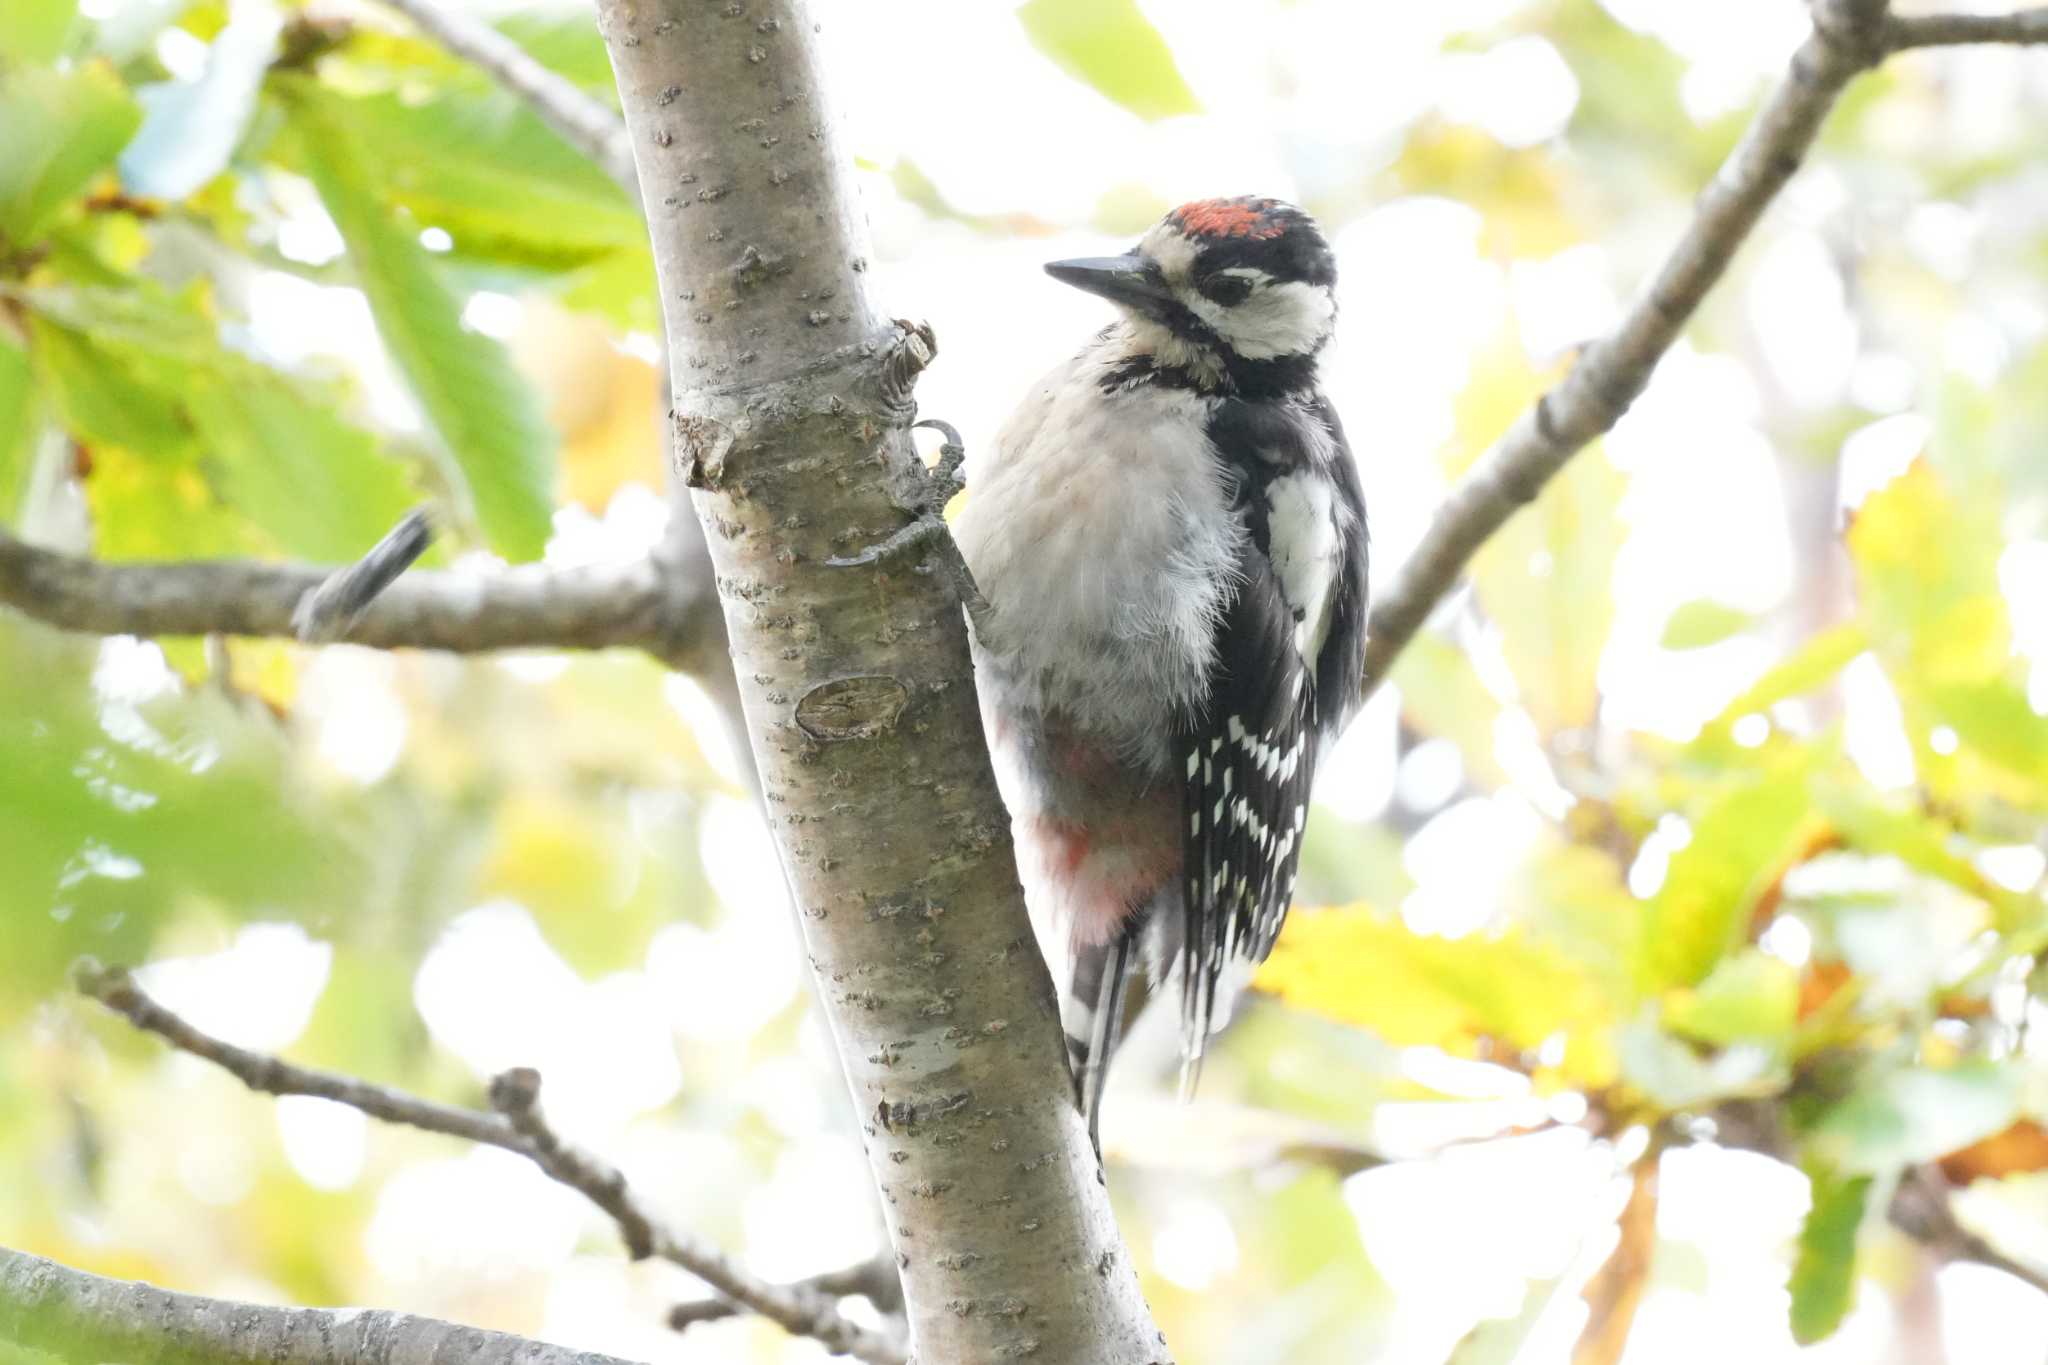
[0,1247,639,1365]
[591,1,1167,1360]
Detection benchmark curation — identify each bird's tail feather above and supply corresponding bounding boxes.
[1064,927,1136,1156]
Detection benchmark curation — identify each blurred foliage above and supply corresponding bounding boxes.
[1016,0,1200,123]
[3,0,2048,1363]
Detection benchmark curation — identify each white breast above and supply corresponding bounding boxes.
[956,346,1241,762]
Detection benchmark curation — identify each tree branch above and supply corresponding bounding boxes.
[1888,1164,2048,1298]
[0,528,722,665]
[1887,7,2048,49]
[1703,1101,2048,1297]
[0,1247,641,1365]
[76,964,905,1365]
[1361,0,2048,695]
[374,0,638,196]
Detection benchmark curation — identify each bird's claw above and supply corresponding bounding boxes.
[913,418,967,508]
[827,418,988,628]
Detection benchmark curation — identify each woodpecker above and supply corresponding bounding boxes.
[954,196,1369,1144]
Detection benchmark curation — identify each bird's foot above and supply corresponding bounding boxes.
[826,418,988,628]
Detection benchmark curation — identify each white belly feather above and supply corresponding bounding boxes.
[955,352,1242,766]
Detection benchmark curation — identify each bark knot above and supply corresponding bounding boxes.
[795,674,909,741]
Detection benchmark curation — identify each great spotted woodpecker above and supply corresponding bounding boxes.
[953,197,1369,1144]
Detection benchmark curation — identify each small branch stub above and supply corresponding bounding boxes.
[675,412,737,490]
[291,507,437,643]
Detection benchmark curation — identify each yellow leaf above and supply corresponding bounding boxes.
[1846,459,2008,686]
[1396,122,1583,258]
[512,303,661,513]
[1257,903,1617,1084]
[477,789,632,921]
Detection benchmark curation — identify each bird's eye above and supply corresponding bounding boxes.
[1199,275,1254,307]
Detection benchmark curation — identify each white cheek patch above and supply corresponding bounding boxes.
[1221,280,1335,360]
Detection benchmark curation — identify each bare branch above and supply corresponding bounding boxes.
[485,1067,907,1364]
[669,1254,903,1332]
[374,0,638,196]
[1361,1,2048,694]
[1703,1102,2048,1296]
[1574,1160,1658,1365]
[0,528,702,659]
[1888,1165,2048,1299]
[1888,7,2048,49]
[78,961,512,1144]
[0,1246,639,1365]
[77,964,907,1365]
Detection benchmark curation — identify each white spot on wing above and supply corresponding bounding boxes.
[1264,472,1341,662]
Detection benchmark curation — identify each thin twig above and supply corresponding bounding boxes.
[669,1254,904,1332]
[292,507,437,643]
[1360,0,2048,696]
[1701,1102,2048,1296]
[1887,7,2048,49]
[374,0,638,196]
[76,964,908,1365]
[1889,1165,2048,1298]
[0,528,690,658]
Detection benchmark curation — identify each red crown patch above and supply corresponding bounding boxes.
[1171,198,1287,241]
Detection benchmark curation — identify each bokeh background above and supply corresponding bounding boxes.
[5,0,2048,1361]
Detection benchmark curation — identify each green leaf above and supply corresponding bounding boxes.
[25,283,418,561]
[184,373,419,563]
[290,87,557,560]
[1809,1060,2021,1175]
[0,619,369,1018]
[0,331,35,524]
[1,0,79,64]
[494,13,619,91]
[1646,755,1817,988]
[1788,1168,1869,1345]
[1929,680,2048,790]
[1469,442,1625,734]
[0,62,142,245]
[1847,460,2007,688]
[1661,599,1754,650]
[1697,623,1867,739]
[1257,903,1619,1085]
[316,89,641,266]
[1664,949,1798,1046]
[1390,632,1506,786]
[28,314,193,456]
[558,245,659,333]
[1017,0,1201,122]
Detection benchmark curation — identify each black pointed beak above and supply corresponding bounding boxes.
[1045,255,1172,316]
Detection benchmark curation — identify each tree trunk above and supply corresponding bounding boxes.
[593,3,1166,1359]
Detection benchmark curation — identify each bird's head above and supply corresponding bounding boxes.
[1046,196,1337,392]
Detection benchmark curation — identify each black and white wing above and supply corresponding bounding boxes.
[1174,392,1368,1073]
